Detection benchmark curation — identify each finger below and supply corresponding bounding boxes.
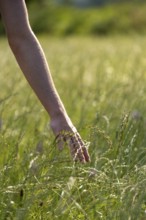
[82,146,90,162]
[55,134,64,150]
[76,133,90,162]
[72,136,85,163]
[69,136,86,163]
[57,138,64,150]
[75,148,86,163]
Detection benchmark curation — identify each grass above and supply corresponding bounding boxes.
[0,35,146,219]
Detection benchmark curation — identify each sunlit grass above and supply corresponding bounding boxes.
[0,35,146,219]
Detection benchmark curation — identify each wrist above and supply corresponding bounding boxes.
[50,114,76,136]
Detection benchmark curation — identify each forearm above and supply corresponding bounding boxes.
[9,32,67,120]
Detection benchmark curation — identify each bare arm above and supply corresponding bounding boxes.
[0,0,90,163]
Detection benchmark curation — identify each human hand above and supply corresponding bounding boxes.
[55,130,90,163]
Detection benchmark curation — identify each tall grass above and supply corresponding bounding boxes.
[0,35,146,219]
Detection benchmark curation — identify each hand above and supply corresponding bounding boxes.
[55,130,90,163]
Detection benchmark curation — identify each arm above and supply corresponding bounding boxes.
[0,0,90,162]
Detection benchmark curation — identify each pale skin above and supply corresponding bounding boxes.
[0,0,90,163]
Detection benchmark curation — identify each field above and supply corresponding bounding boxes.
[0,35,146,219]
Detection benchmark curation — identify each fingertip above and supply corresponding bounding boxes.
[82,149,90,163]
[86,157,91,163]
[85,153,91,162]
[80,158,86,164]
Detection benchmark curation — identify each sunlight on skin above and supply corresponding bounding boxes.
[0,0,90,163]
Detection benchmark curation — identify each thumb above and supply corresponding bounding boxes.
[55,134,65,150]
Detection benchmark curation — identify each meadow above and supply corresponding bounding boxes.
[0,35,146,219]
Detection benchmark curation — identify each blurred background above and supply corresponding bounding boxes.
[0,0,146,37]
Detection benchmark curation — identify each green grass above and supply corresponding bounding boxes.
[0,35,146,219]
